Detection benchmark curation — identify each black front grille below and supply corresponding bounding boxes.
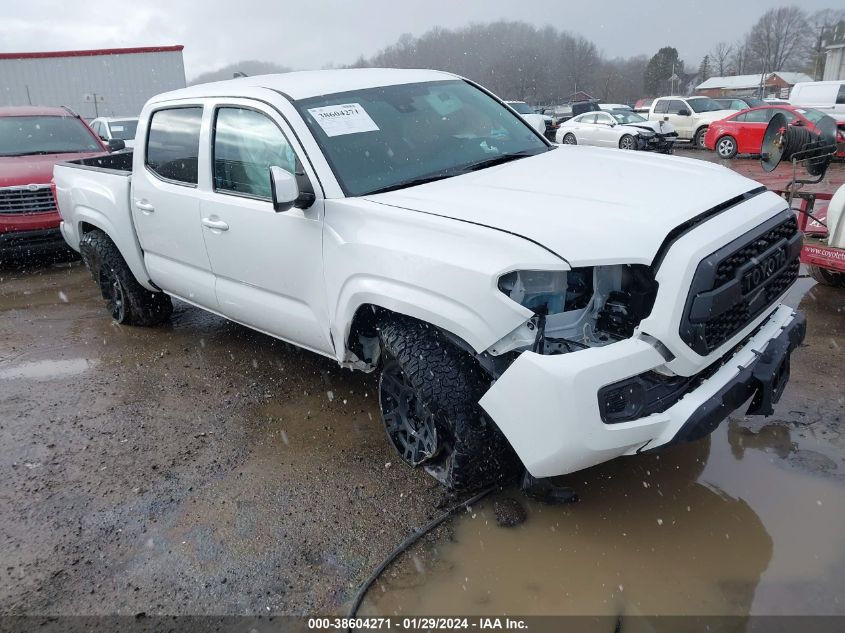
[0,186,56,215]
[714,216,798,287]
[680,210,801,355]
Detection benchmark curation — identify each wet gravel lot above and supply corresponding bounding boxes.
[1,151,844,619]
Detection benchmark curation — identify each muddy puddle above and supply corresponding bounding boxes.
[366,281,845,619]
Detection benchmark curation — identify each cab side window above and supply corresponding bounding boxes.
[837,84,845,105]
[653,100,669,114]
[146,107,203,185]
[213,107,296,200]
[667,100,687,114]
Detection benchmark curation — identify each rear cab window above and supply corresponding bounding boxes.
[146,107,203,185]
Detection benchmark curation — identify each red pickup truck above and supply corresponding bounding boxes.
[0,106,116,258]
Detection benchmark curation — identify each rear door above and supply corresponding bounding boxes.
[575,113,600,144]
[197,100,332,355]
[131,105,218,308]
[736,107,773,153]
[592,112,617,147]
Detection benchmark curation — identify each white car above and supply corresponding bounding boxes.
[556,110,677,152]
[53,69,805,491]
[505,100,550,136]
[89,117,139,149]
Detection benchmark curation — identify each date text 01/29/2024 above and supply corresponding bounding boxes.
[307,617,528,630]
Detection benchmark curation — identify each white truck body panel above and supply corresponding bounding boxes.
[54,69,804,480]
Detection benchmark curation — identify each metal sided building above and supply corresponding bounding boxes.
[0,45,186,119]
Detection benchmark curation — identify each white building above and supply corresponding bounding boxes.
[0,45,186,119]
[823,22,845,81]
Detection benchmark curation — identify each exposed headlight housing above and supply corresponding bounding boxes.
[498,268,593,315]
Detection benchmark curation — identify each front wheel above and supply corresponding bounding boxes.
[808,265,845,288]
[694,127,708,149]
[619,134,637,150]
[79,230,172,326]
[378,318,519,491]
[562,133,577,145]
[716,135,738,159]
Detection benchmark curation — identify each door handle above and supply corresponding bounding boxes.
[135,199,155,213]
[201,217,229,231]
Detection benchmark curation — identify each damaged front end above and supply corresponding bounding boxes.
[476,264,659,377]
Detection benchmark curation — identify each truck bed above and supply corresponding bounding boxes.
[61,150,134,174]
[53,150,153,290]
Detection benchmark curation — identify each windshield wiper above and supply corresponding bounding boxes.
[363,148,549,196]
[0,150,83,157]
[364,172,455,195]
[457,149,548,174]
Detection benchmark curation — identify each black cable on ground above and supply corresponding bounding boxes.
[346,485,497,628]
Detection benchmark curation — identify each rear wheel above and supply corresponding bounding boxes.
[562,133,577,145]
[378,317,519,491]
[716,135,738,159]
[808,265,845,288]
[79,230,172,326]
[694,127,708,149]
[619,134,637,150]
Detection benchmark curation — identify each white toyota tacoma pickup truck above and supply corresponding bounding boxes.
[54,69,805,491]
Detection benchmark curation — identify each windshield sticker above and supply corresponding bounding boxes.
[425,92,463,116]
[110,126,125,132]
[307,103,379,137]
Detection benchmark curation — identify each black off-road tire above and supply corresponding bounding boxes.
[808,264,845,288]
[378,317,520,491]
[694,126,708,149]
[79,229,172,326]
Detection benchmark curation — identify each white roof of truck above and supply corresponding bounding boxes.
[151,68,458,103]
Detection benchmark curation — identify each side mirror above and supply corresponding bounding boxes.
[106,139,125,152]
[677,108,691,116]
[269,166,299,212]
[790,119,804,127]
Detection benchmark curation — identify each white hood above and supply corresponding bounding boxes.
[364,147,768,266]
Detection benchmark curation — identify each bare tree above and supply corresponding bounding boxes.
[709,42,733,76]
[746,6,812,73]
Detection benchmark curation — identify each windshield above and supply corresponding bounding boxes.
[610,111,647,124]
[0,115,102,156]
[107,119,138,141]
[797,108,830,125]
[296,80,549,196]
[744,97,766,108]
[686,97,725,113]
[508,101,534,114]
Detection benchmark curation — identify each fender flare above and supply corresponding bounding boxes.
[332,274,528,358]
[74,206,154,292]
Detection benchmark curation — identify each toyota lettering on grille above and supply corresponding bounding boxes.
[741,247,787,294]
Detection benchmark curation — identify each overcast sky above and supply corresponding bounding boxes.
[0,0,836,79]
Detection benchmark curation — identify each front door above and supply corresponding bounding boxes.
[131,105,218,308]
[198,103,332,355]
[664,99,694,138]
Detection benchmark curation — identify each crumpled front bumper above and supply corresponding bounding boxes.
[478,304,804,478]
